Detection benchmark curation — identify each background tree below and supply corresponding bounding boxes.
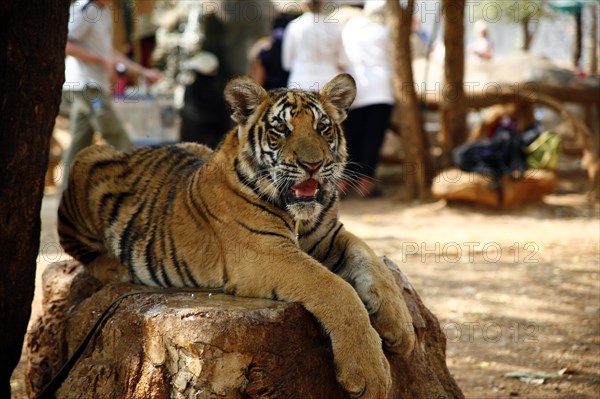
[441,0,467,165]
[0,0,70,395]
[574,7,584,68]
[476,0,550,51]
[547,0,588,69]
[386,0,432,201]
[590,2,598,76]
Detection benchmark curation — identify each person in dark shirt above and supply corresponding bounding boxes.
[248,13,296,90]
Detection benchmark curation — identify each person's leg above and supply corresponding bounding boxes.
[90,88,132,151]
[344,109,361,169]
[61,90,95,189]
[341,107,369,195]
[356,104,393,196]
[358,104,392,178]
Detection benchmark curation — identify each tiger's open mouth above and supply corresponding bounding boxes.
[285,178,321,203]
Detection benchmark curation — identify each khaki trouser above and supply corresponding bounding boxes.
[61,86,132,189]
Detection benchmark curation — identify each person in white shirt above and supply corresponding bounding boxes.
[281,0,344,91]
[340,1,394,197]
[468,20,494,61]
[61,0,161,189]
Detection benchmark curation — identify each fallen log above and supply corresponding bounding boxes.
[432,168,557,208]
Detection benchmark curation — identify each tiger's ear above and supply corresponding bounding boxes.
[224,75,268,124]
[320,74,356,120]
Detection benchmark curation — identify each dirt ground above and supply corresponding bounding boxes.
[10,170,600,399]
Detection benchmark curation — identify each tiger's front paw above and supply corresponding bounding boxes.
[370,283,416,358]
[335,327,391,399]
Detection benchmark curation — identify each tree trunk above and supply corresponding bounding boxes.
[386,0,432,201]
[441,0,467,165]
[574,11,583,69]
[522,19,532,51]
[0,0,70,396]
[589,4,598,77]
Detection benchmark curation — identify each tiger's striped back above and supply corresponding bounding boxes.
[58,142,222,286]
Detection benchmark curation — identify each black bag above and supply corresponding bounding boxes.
[453,127,531,181]
[452,125,541,205]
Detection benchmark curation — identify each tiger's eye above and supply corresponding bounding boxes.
[318,117,330,132]
[272,120,290,135]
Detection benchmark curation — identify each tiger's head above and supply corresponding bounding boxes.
[224,74,356,222]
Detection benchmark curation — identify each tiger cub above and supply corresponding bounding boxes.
[58,74,415,398]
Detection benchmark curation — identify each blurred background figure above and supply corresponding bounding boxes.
[282,0,345,91]
[114,11,159,95]
[153,1,272,149]
[468,20,494,60]
[248,13,296,90]
[179,52,231,148]
[61,0,161,189]
[411,16,431,59]
[341,0,394,197]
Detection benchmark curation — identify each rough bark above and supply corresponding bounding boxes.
[0,0,70,396]
[27,260,464,399]
[441,0,467,164]
[25,262,103,398]
[386,0,432,201]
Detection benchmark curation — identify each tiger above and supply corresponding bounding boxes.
[58,74,415,399]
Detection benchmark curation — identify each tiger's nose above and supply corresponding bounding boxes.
[298,160,323,173]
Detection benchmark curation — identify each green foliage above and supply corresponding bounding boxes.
[474,0,554,24]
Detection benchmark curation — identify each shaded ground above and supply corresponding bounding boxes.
[342,193,599,399]
[10,173,600,399]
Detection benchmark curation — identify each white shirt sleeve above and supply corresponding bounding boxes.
[335,25,345,71]
[281,25,294,72]
[67,2,92,42]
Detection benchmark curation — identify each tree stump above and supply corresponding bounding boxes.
[26,260,463,399]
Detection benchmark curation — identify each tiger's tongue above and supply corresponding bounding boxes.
[292,179,319,197]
